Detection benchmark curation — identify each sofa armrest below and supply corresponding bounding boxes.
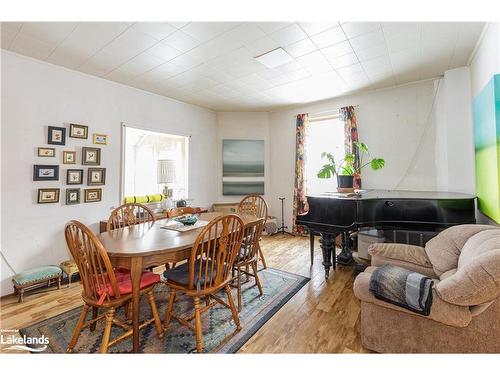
[353,269,472,328]
[368,243,436,278]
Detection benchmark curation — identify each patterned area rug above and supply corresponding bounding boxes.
[20,268,309,353]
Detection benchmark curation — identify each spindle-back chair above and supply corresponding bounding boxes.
[64,220,163,353]
[162,214,245,353]
[106,203,155,232]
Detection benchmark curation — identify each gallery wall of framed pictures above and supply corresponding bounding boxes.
[34,123,108,205]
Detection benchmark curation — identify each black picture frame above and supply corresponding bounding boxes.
[66,188,80,205]
[66,169,84,185]
[82,147,101,165]
[47,126,66,145]
[69,123,89,139]
[33,165,59,181]
[87,168,106,186]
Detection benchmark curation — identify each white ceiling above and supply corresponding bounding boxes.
[1,22,484,111]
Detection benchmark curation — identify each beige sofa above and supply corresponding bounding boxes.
[354,224,500,353]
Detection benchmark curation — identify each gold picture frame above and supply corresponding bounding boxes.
[37,188,60,204]
[38,147,56,157]
[69,123,88,139]
[63,151,76,164]
[84,188,102,203]
[93,133,108,145]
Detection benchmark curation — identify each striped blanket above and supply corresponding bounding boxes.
[369,265,434,316]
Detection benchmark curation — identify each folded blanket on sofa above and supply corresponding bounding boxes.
[369,265,434,316]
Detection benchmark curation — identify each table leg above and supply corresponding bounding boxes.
[131,257,143,353]
[319,233,334,279]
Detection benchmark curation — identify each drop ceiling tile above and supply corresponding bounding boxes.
[320,41,355,59]
[162,30,200,52]
[269,23,308,46]
[20,22,77,45]
[245,36,280,57]
[9,33,56,60]
[1,22,23,34]
[226,23,266,45]
[284,38,317,58]
[1,28,18,49]
[310,26,346,49]
[146,42,183,61]
[341,22,381,39]
[326,52,359,69]
[181,22,239,42]
[169,53,202,69]
[349,30,386,51]
[385,32,420,53]
[105,27,159,57]
[298,22,339,37]
[256,22,291,34]
[168,22,190,29]
[382,22,422,38]
[336,63,366,80]
[112,52,165,76]
[355,44,389,62]
[47,22,132,68]
[132,22,177,41]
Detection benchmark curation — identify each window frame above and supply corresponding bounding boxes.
[120,123,190,202]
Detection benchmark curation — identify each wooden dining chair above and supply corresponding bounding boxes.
[237,194,269,268]
[106,203,155,232]
[232,218,265,312]
[168,206,196,218]
[162,214,245,353]
[64,220,163,353]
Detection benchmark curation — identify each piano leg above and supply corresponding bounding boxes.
[309,230,315,265]
[337,232,354,265]
[319,233,335,279]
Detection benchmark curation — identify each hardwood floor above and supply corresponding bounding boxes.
[0,233,367,353]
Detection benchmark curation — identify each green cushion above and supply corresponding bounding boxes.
[12,266,62,286]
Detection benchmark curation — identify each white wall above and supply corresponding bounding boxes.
[215,112,270,203]
[0,51,217,296]
[267,78,474,230]
[434,67,475,194]
[470,23,500,98]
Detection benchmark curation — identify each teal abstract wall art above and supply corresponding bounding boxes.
[472,74,500,223]
[222,139,264,195]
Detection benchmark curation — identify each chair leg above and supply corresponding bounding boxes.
[99,308,115,354]
[67,304,90,353]
[90,307,98,332]
[193,297,203,353]
[147,291,164,339]
[258,244,267,269]
[251,262,263,296]
[225,285,241,331]
[237,266,242,312]
[163,289,176,330]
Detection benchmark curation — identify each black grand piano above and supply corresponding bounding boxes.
[296,190,476,278]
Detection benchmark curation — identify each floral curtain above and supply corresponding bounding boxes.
[340,106,361,189]
[292,113,309,234]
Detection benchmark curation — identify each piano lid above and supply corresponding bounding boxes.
[308,189,476,201]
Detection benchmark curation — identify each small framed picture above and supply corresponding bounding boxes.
[69,123,88,139]
[84,188,102,203]
[67,169,83,185]
[63,151,76,164]
[82,147,101,165]
[87,168,106,185]
[33,165,59,181]
[38,147,56,157]
[47,126,66,145]
[66,188,80,205]
[93,133,108,145]
[38,188,60,204]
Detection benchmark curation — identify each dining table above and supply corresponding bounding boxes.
[98,211,259,353]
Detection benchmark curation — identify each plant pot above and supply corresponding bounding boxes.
[337,175,354,193]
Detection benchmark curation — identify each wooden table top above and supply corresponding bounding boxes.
[99,212,258,258]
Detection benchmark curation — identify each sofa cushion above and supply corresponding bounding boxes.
[353,270,472,327]
[425,225,497,276]
[436,229,500,306]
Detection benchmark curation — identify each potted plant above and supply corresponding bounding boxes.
[317,142,385,192]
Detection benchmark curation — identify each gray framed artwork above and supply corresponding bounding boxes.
[222,139,264,195]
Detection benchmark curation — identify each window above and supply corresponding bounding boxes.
[123,126,189,199]
[305,116,345,195]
